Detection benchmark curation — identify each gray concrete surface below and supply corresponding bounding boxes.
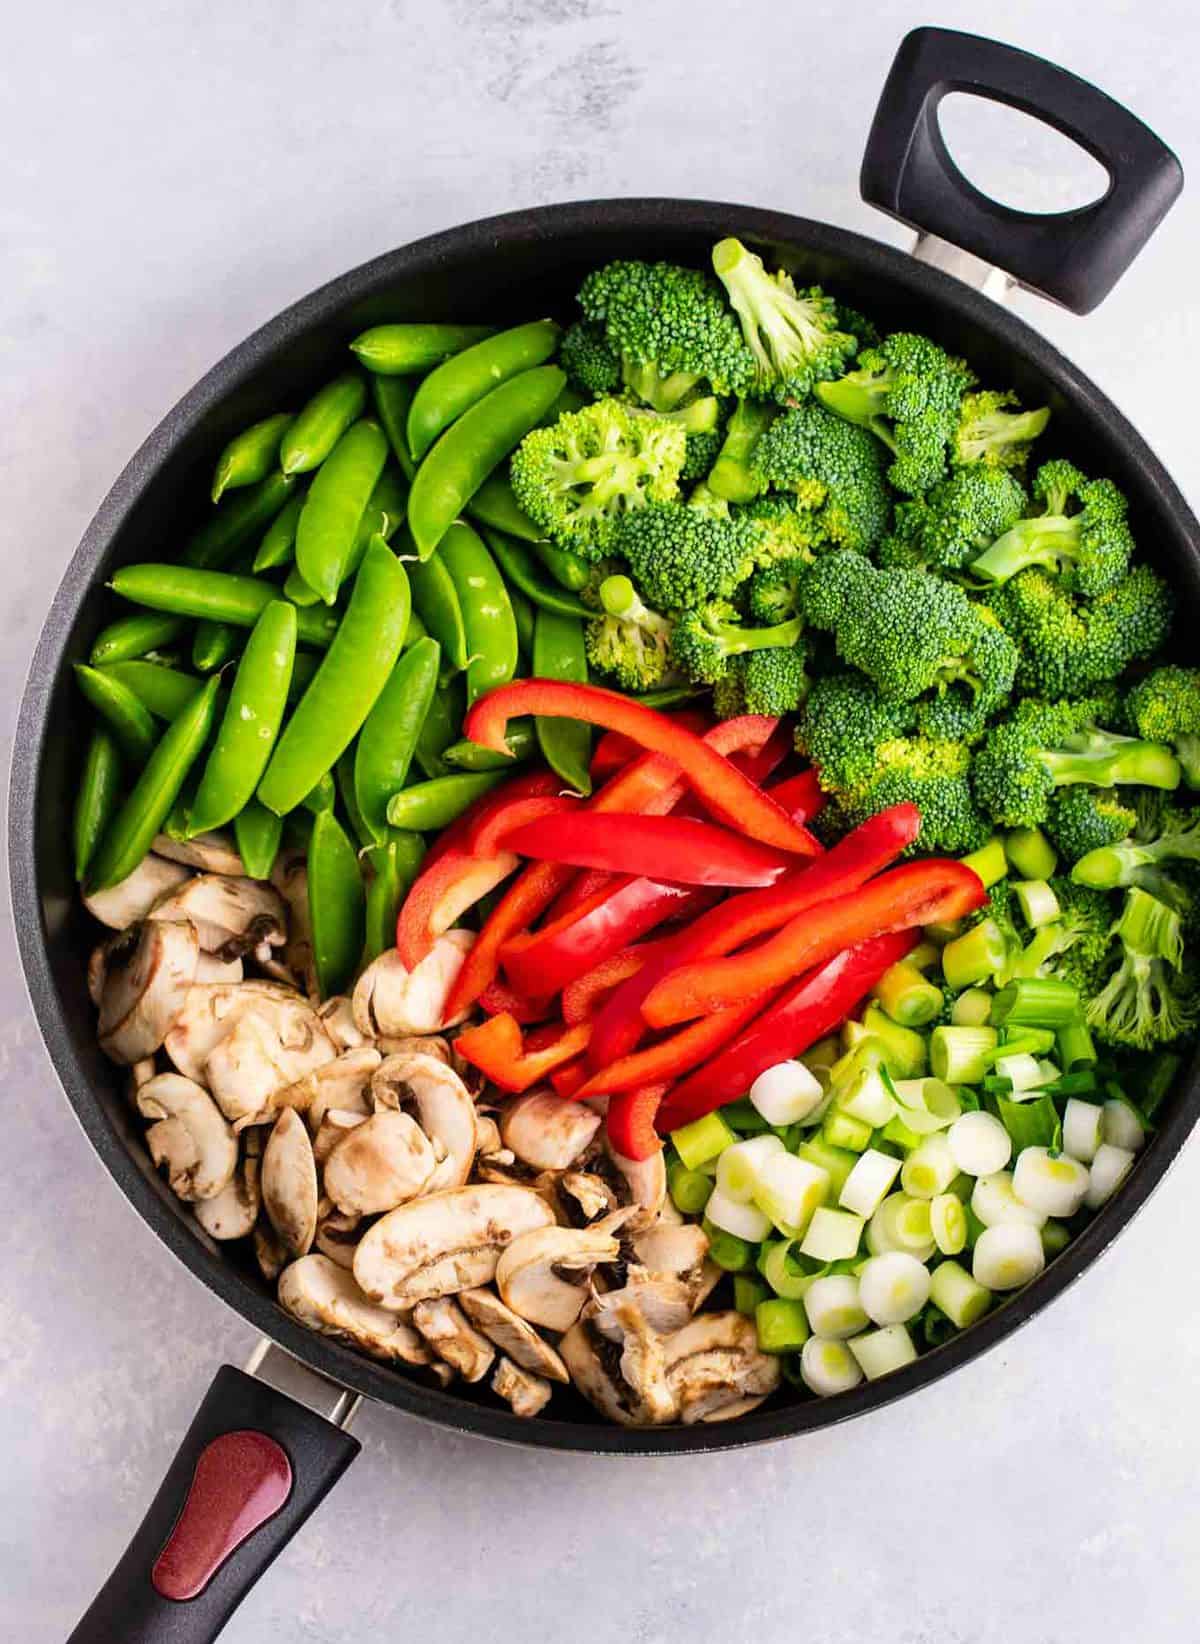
[3,2,1198,1639]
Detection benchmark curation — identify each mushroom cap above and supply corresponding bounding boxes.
[495,1224,621,1333]
[183,989,337,1125]
[136,1072,238,1202]
[459,1288,569,1383]
[97,919,199,1065]
[194,953,244,986]
[83,854,190,930]
[270,848,317,999]
[371,1051,477,1193]
[316,995,367,1052]
[559,1323,650,1427]
[261,1108,319,1257]
[314,1207,362,1269]
[194,1150,261,1240]
[312,1108,368,1168]
[352,933,474,1039]
[323,1110,437,1217]
[163,980,308,1081]
[253,1217,289,1281]
[412,1297,496,1382]
[499,1090,602,1173]
[492,1355,554,1418]
[148,873,288,956]
[278,1254,431,1364]
[604,1140,667,1231]
[154,831,245,877]
[663,1311,782,1424]
[259,1046,382,1135]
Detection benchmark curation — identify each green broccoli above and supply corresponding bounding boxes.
[510,399,686,559]
[951,390,1050,470]
[968,460,1134,595]
[1072,801,1200,890]
[612,502,761,609]
[560,320,621,397]
[1085,887,1196,1050]
[814,332,976,495]
[989,564,1174,698]
[972,697,1183,830]
[750,402,892,550]
[745,556,811,624]
[679,397,732,483]
[1128,667,1200,787]
[878,466,1028,572]
[710,238,858,403]
[1008,876,1115,993]
[834,301,881,353]
[913,687,992,745]
[713,644,810,717]
[1046,788,1137,863]
[837,735,991,855]
[795,673,916,791]
[578,259,755,399]
[707,398,776,502]
[669,601,804,686]
[584,574,675,692]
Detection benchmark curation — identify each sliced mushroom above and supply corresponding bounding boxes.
[84,854,190,930]
[558,1171,618,1225]
[663,1312,782,1424]
[474,1114,504,1157]
[583,1290,678,1424]
[195,953,244,986]
[459,1288,569,1383]
[317,995,367,1052]
[312,1108,368,1169]
[97,920,199,1065]
[149,873,288,957]
[590,1273,694,1337]
[127,1057,158,1101]
[314,1206,362,1269]
[278,1254,431,1364]
[259,1047,381,1134]
[375,1033,453,1063]
[353,1185,555,1309]
[194,1144,261,1241]
[261,1108,319,1257]
[559,1319,674,1428]
[606,1142,667,1230]
[202,998,337,1126]
[254,1217,289,1282]
[136,1073,237,1202]
[495,1225,620,1333]
[323,1110,436,1216]
[163,980,308,1082]
[352,933,475,1038]
[500,1090,601,1173]
[154,830,245,877]
[270,848,317,999]
[412,1297,496,1382]
[493,1356,553,1418]
[371,1052,477,1192]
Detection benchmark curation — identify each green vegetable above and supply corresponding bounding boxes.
[280,372,367,475]
[349,323,494,376]
[406,555,469,672]
[968,461,1134,596]
[613,501,764,610]
[1127,666,1200,786]
[109,563,340,649]
[233,798,284,879]
[707,397,775,501]
[533,608,592,793]
[385,770,505,831]
[74,728,121,881]
[294,419,389,604]
[407,320,561,460]
[670,1111,736,1170]
[465,468,545,543]
[951,389,1049,470]
[90,612,186,667]
[211,413,293,503]
[755,1297,811,1354]
[711,238,857,402]
[509,584,535,658]
[988,565,1173,699]
[443,719,536,771]
[482,528,593,619]
[413,672,465,780]
[991,977,1082,1029]
[929,1025,998,1084]
[872,960,943,1027]
[307,810,365,998]
[97,664,202,721]
[354,637,441,845]
[751,401,891,550]
[559,320,621,397]
[961,836,1009,888]
[191,619,240,673]
[302,771,337,814]
[583,575,673,692]
[670,602,803,688]
[184,470,296,569]
[734,1275,770,1316]
[712,642,810,719]
[362,833,426,963]
[252,492,305,572]
[879,465,1027,572]
[73,664,157,764]
[439,523,519,706]
[704,1225,755,1272]
[529,539,592,593]
[372,375,418,480]
[1084,887,1196,1049]
[1005,826,1057,881]
[668,1163,714,1216]
[1045,788,1137,862]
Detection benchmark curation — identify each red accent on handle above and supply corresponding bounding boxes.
[151,1430,293,1602]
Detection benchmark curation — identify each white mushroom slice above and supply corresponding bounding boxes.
[412,1297,496,1382]
[697,1394,773,1425]
[493,1356,553,1418]
[663,1312,782,1425]
[459,1289,569,1383]
[500,1090,601,1173]
[631,1224,712,1312]
[261,1108,319,1257]
[323,1111,437,1216]
[495,1225,620,1333]
[254,1218,289,1282]
[559,1171,618,1224]
[371,1052,477,1192]
[136,1073,237,1202]
[154,830,245,877]
[312,1109,369,1169]
[278,1254,431,1364]
[271,849,317,999]
[194,953,244,986]
[97,920,199,1065]
[83,855,190,930]
[202,999,337,1126]
[559,1319,675,1428]
[260,1047,382,1134]
[605,1141,667,1230]
[163,980,307,1082]
[317,995,367,1052]
[87,940,109,1007]
[376,1033,453,1063]
[195,1146,261,1241]
[354,1185,555,1309]
[585,1290,677,1423]
[474,1115,504,1157]
[352,933,475,1038]
[148,873,288,956]
[314,1207,362,1270]
[127,1057,158,1101]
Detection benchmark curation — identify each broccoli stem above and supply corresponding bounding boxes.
[715,614,804,656]
[969,516,1082,585]
[1072,823,1200,889]
[708,398,776,503]
[599,575,658,626]
[620,359,705,413]
[1039,732,1182,793]
[1112,885,1185,968]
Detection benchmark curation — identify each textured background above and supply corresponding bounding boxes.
[3,2,1199,1639]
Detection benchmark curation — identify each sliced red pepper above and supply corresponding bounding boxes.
[644,857,987,1027]
[396,849,518,970]
[441,859,575,1020]
[504,812,800,889]
[550,1058,592,1099]
[732,718,793,785]
[478,978,554,1024]
[561,943,664,1025]
[466,793,581,857]
[590,710,709,782]
[420,770,561,872]
[605,1082,672,1161]
[657,932,917,1130]
[464,682,818,855]
[453,1013,592,1094]
[766,768,826,823]
[575,991,772,1098]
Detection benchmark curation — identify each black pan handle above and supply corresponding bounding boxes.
[67,1364,360,1644]
[861,26,1183,313]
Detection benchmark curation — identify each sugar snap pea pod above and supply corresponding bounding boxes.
[530,538,591,593]
[532,609,592,795]
[407,321,562,462]
[302,771,337,814]
[354,637,441,845]
[307,809,366,999]
[362,833,427,964]
[280,372,367,476]
[336,748,373,850]
[407,365,566,560]
[74,727,121,881]
[414,671,464,779]
[370,464,409,536]
[90,611,186,666]
[439,522,518,707]
[481,528,592,619]
[386,770,507,831]
[509,584,535,658]
[109,564,340,649]
[192,619,240,672]
[295,418,389,605]
[234,797,284,879]
[184,470,296,570]
[407,556,468,672]
[85,675,221,893]
[350,324,495,377]
[257,538,410,816]
[288,650,320,699]
[466,468,543,544]
[443,716,535,771]
[74,664,157,764]
[212,412,293,503]
[283,564,321,606]
[101,662,204,720]
[187,600,297,836]
[253,491,305,572]
[402,609,430,653]
[373,376,418,482]
[162,778,198,842]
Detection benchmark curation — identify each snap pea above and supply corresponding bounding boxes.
[109,564,340,648]
[406,554,468,672]
[295,418,389,604]
[530,538,591,593]
[372,376,418,481]
[162,781,198,842]
[407,365,565,560]
[184,470,296,569]
[280,372,367,476]
[302,771,337,814]
[466,468,543,543]
[362,833,427,963]
[234,798,284,879]
[336,747,373,850]
[283,565,321,606]
[74,727,121,881]
[510,584,535,658]
[212,412,293,503]
[532,608,592,794]
[439,522,518,706]
[192,619,240,672]
[481,528,592,618]
[443,716,535,771]
[187,600,296,836]
[414,671,464,779]
[402,609,430,652]
[286,465,407,604]
[85,675,221,892]
[350,323,495,377]
[90,612,186,666]
[385,770,506,831]
[257,538,410,816]
[101,662,204,720]
[407,320,561,462]
[355,637,441,845]
[307,810,365,999]
[73,664,157,764]
[253,492,305,572]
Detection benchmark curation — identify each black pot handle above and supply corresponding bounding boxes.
[66,1363,360,1644]
[861,26,1183,313]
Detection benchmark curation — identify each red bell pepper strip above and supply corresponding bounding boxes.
[503,812,800,889]
[766,768,826,823]
[419,770,561,873]
[590,710,710,782]
[657,932,917,1130]
[733,718,793,785]
[464,682,818,855]
[466,793,581,857]
[560,943,665,1026]
[441,859,574,1019]
[644,857,987,1027]
[453,1013,592,1094]
[478,978,554,1024]
[575,992,773,1098]
[550,1058,592,1099]
[605,1082,672,1161]
[396,849,519,970]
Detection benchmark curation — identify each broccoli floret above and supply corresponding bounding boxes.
[838,735,991,855]
[612,502,762,609]
[1128,667,1200,787]
[1072,800,1200,890]
[952,390,1050,470]
[745,556,811,624]
[989,564,1173,699]
[879,466,1028,573]
[585,575,675,692]
[670,601,804,686]
[578,259,755,399]
[751,402,891,550]
[795,673,916,792]
[1046,788,1137,863]
[707,397,777,502]
[814,332,976,495]
[972,697,1183,829]
[968,460,1134,596]
[1011,876,1115,994]
[834,301,881,353]
[560,320,621,397]
[711,238,858,403]
[678,396,732,483]
[913,687,992,745]
[1085,887,1196,1049]
[739,643,810,715]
